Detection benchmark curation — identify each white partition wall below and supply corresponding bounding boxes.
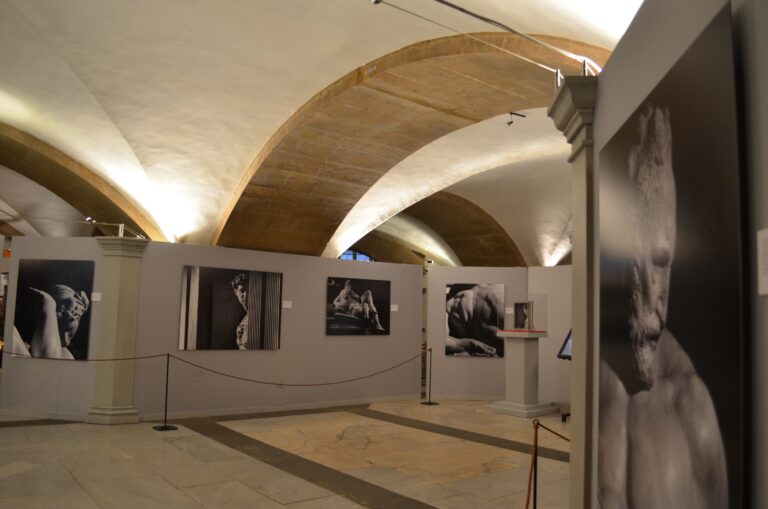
[528,265,572,404]
[0,237,102,419]
[1,237,576,421]
[132,242,423,419]
[593,0,760,505]
[1,238,423,420]
[426,265,572,402]
[426,265,526,400]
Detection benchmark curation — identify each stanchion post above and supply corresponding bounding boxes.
[533,419,539,509]
[421,347,439,406]
[153,353,177,431]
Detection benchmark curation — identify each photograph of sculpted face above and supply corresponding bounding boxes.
[445,283,504,357]
[179,266,282,350]
[598,7,743,508]
[513,301,530,329]
[326,277,390,335]
[9,260,94,360]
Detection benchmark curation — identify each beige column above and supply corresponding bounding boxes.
[87,237,149,425]
[547,76,598,509]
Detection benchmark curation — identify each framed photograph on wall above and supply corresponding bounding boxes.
[326,277,390,335]
[445,283,504,357]
[179,266,283,350]
[598,6,745,507]
[12,259,94,360]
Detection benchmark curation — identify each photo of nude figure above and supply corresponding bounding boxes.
[326,277,390,336]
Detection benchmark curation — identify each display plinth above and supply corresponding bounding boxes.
[488,330,557,418]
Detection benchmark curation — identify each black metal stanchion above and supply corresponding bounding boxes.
[420,347,439,406]
[153,353,177,431]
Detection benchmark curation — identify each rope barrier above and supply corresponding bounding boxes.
[537,421,570,443]
[168,351,423,387]
[525,418,571,509]
[1,349,423,388]
[1,350,167,362]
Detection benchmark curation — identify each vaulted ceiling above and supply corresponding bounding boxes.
[0,0,641,265]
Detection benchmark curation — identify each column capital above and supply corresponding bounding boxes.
[547,76,598,161]
[96,237,149,258]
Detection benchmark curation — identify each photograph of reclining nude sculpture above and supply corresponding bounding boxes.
[445,283,504,357]
[598,6,744,508]
[11,259,94,360]
[179,266,282,350]
[326,277,390,335]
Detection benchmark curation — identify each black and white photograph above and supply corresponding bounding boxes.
[513,301,531,329]
[179,266,282,350]
[445,283,504,357]
[598,6,743,508]
[0,272,8,366]
[326,277,390,335]
[10,259,94,360]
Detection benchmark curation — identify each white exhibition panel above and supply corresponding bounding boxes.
[593,0,768,504]
[0,237,574,420]
[427,265,526,400]
[0,237,102,419]
[528,266,572,404]
[132,242,423,419]
[427,265,572,402]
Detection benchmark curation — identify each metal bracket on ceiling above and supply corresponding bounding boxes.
[507,112,527,126]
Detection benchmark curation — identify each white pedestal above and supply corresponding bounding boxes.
[488,330,557,418]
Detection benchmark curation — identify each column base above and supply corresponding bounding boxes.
[87,405,140,425]
[488,400,558,418]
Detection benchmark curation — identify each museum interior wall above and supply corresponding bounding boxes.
[427,265,525,400]
[594,0,767,504]
[132,241,423,418]
[426,264,572,402]
[1,237,574,420]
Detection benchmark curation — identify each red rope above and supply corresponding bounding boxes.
[525,421,539,509]
[537,422,571,442]
[168,351,423,387]
[2,350,167,362]
[2,348,423,387]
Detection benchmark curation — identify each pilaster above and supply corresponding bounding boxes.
[547,76,598,509]
[87,237,149,424]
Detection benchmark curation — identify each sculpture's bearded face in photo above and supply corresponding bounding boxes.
[627,106,676,388]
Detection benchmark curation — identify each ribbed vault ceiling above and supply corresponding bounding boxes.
[0,0,641,264]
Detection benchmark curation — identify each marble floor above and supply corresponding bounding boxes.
[0,400,570,508]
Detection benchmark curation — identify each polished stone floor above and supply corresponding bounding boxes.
[0,400,570,508]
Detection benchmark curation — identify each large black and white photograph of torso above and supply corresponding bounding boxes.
[598,6,744,508]
[326,277,390,335]
[10,259,94,360]
[445,283,504,357]
[179,266,283,350]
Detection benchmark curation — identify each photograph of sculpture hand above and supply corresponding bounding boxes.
[11,259,94,360]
